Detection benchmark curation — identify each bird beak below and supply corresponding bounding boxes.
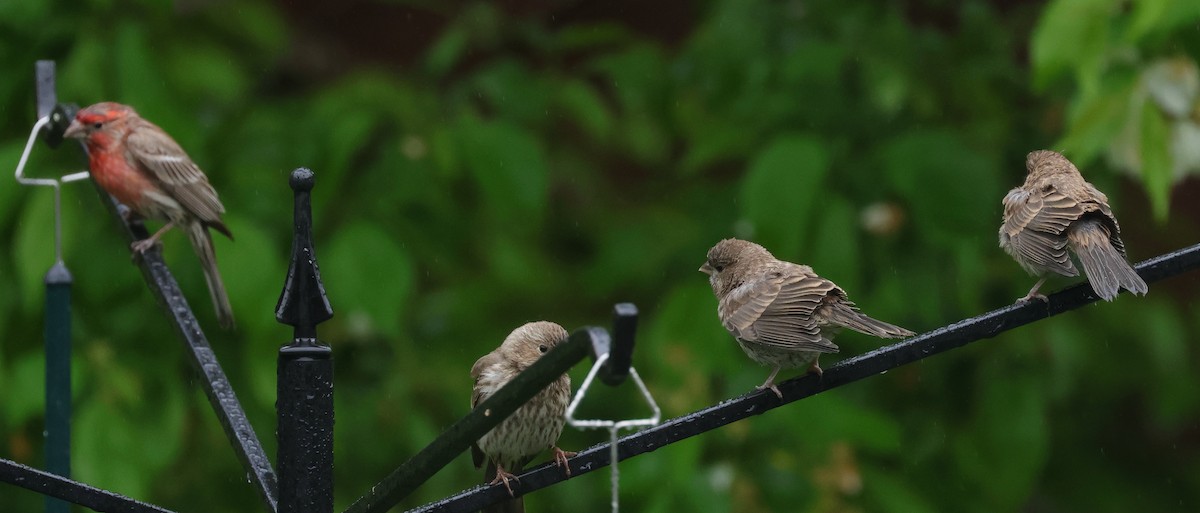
[699,263,714,275]
[63,119,85,139]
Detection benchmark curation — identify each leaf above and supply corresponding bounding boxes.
[806,196,861,294]
[1058,71,1137,165]
[554,79,614,142]
[163,40,249,103]
[786,393,904,455]
[321,222,414,338]
[738,134,831,258]
[74,372,185,500]
[863,466,939,513]
[2,352,44,425]
[1139,98,1172,221]
[425,25,469,77]
[954,373,1049,510]
[1124,0,1172,43]
[1030,0,1116,90]
[456,117,551,226]
[881,130,1000,248]
[13,190,55,314]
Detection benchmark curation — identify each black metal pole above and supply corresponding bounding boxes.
[276,168,334,513]
[1,458,177,513]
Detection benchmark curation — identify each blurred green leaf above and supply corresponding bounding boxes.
[2,352,43,425]
[1058,72,1136,165]
[163,41,249,103]
[739,134,830,257]
[954,373,1049,510]
[554,79,614,142]
[426,25,469,77]
[322,222,414,338]
[882,130,999,248]
[1138,99,1172,221]
[1030,0,1115,90]
[456,117,550,226]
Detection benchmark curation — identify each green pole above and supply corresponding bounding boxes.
[43,261,71,513]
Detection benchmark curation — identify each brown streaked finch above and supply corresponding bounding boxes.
[700,238,914,399]
[471,321,574,507]
[999,150,1148,302]
[64,102,234,329]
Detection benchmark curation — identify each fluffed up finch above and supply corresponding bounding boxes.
[999,150,1148,302]
[471,321,574,509]
[64,102,235,329]
[700,238,914,399]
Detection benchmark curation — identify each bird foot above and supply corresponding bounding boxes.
[1017,292,1048,303]
[807,360,824,377]
[756,383,783,399]
[552,447,576,477]
[130,238,160,254]
[489,467,519,497]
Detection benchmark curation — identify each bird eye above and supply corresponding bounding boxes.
[538,344,548,354]
[92,122,102,129]
[714,264,725,272]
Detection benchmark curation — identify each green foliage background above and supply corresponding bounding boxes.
[3,0,1200,511]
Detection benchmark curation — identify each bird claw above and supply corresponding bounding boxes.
[130,238,160,254]
[552,447,576,477]
[489,467,519,497]
[807,360,824,377]
[1017,293,1048,303]
[756,383,783,399]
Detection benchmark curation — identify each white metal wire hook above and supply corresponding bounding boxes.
[566,352,661,513]
[14,115,91,263]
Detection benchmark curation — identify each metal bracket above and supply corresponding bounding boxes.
[565,303,660,513]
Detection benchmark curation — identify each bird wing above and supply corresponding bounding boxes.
[124,121,226,224]
[999,184,1080,276]
[469,351,503,469]
[720,265,840,353]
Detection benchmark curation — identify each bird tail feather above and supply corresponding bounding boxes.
[1068,219,1147,301]
[826,302,914,339]
[186,221,235,329]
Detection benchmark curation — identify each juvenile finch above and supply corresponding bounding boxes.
[64,102,235,329]
[999,150,1148,302]
[700,239,914,398]
[471,321,574,507]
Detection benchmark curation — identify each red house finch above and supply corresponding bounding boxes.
[700,239,914,398]
[471,321,573,507]
[64,102,234,329]
[1000,150,1148,302]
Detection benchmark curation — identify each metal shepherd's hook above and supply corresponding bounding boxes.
[13,60,90,513]
[565,303,661,513]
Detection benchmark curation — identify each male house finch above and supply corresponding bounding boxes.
[700,238,914,398]
[999,150,1148,302]
[471,321,574,508]
[64,102,235,328]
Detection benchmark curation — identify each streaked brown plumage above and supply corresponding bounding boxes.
[471,321,574,509]
[700,239,914,398]
[64,102,235,328]
[999,150,1147,302]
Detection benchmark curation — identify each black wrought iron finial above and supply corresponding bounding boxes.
[276,168,333,342]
